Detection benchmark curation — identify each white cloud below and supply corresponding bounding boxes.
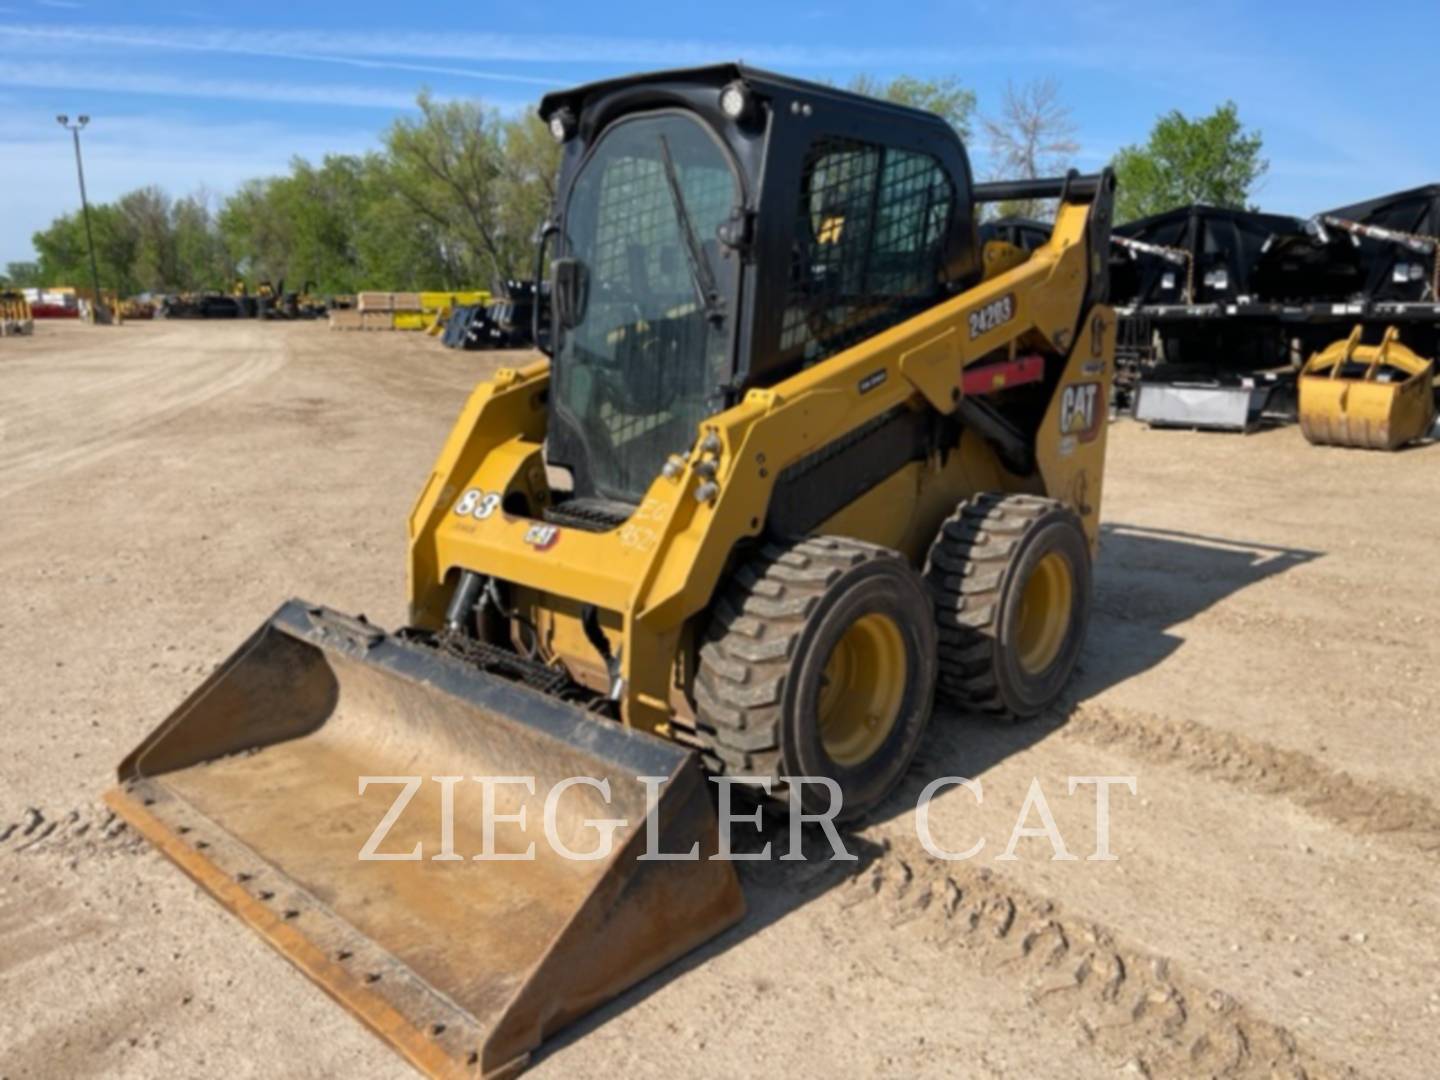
[0,22,1000,70]
[0,25,567,86]
[0,60,430,109]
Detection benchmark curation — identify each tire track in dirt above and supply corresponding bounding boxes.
[0,351,276,491]
[0,792,1364,1078]
[795,834,1356,1080]
[1054,702,1440,856]
[0,327,222,428]
[0,804,144,857]
[0,330,285,500]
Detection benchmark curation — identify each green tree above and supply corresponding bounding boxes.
[847,74,977,138]
[274,155,368,293]
[32,203,143,296]
[29,187,236,295]
[352,151,457,289]
[118,187,177,289]
[496,112,563,278]
[14,92,564,296]
[219,176,294,288]
[382,92,516,285]
[172,192,232,291]
[2,261,42,287]
[31,213,85,290]
[1112,102,1267,223]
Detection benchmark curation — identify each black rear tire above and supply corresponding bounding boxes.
[924,493,1091,720]
[694,536,937,822]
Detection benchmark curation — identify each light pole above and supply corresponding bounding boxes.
[55,114,106,321]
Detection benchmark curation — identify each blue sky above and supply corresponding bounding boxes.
[2,1,1437,266]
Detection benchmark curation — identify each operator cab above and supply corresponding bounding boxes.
[538,65,981,519]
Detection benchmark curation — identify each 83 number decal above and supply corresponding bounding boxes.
[454,488,501,520]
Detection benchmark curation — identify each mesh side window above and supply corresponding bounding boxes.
[780,137,954,366]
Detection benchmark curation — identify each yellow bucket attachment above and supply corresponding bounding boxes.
[107,601,743,1078]
[1299,325,1437,450]
[392,310,431,331]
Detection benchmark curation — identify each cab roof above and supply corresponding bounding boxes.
[538,63,960,136]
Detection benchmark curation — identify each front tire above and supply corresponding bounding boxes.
[924,494,1092,720]
[694,536,937,822]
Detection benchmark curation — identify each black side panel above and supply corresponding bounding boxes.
[766,408,938,538]
[1111,204,1301,306]
[1321,185,1440,302]
[1252,233,1366,303]
[1086,170,1116,309]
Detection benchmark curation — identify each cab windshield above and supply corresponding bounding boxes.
[553,112,739,502]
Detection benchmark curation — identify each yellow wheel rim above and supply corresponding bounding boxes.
[1015,551,1074,675]
[817,613,907,767]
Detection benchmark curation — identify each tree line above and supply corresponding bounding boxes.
[1,77,1266,295]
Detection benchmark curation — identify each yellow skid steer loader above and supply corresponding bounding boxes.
[0,289,34,336]
[108,65,1116,1076]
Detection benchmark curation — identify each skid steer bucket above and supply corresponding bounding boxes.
[1299,326,1437,450]
[105,600,744,1078]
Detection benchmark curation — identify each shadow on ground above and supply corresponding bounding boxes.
[534,521,1323,1066]
[1080,521,1322,698]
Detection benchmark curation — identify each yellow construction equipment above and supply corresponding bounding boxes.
[119,297,155,320]
[421,289,490,311]
[109,65,1117,1076]
[393,310,431,331]
[0,289,34,336]
[1299,325,1436,449]
[422,295,491,337]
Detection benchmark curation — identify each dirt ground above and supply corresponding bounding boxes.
[2,319,1437,1079]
